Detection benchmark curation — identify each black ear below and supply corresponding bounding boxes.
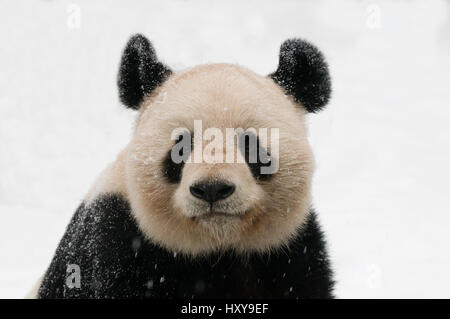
[117,34,172,110]
[269,39,331,113]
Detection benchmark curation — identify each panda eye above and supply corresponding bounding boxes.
[238,132,273,181]
[176,134,185,157]
[162,131,193,183]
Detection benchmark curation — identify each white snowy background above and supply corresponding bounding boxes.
[1,0,449,298]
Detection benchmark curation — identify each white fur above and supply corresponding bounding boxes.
[25,276,43,299]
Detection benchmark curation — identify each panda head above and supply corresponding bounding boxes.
[118,34,331,256]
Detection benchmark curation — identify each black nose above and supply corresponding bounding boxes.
[190,181,236,203]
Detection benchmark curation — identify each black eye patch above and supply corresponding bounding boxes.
[162,131,192,183]
[163,131,274,183]
[238,132,273,181]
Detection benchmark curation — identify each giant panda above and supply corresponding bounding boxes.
[33,34,334,299]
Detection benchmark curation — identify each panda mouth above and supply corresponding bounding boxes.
[193,208,249,221]
[195,211,237,220]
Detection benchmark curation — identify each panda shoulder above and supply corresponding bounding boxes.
[85,148,129,205]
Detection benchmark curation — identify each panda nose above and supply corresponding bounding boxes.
[190,181,236,203]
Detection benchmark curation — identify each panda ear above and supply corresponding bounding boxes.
[117,34,172,110]
[269,39,331,113]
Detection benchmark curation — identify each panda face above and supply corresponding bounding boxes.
[116,34,331,256]
[125,64,315,255]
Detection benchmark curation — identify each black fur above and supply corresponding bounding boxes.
[270,39,331,113]
[239,133,273,181]
[162,150,184,184]
[118,34,172,110]
[163,132,192,183]
[39,194,334,299]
